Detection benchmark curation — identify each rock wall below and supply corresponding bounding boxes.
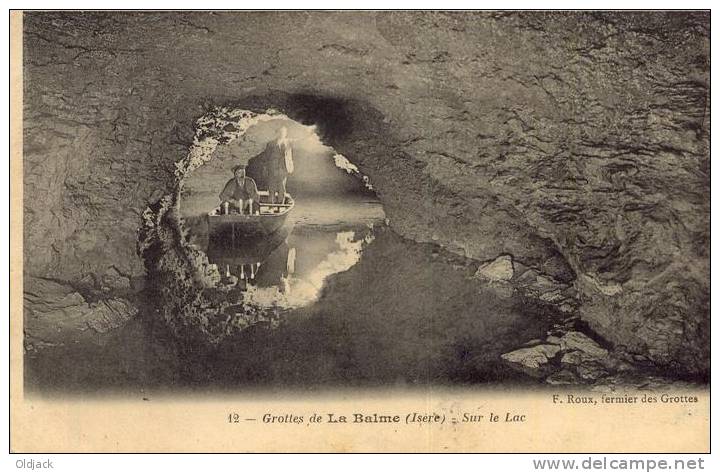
[23,11,709,374]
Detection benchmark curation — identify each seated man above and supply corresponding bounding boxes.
[219,164,260,214]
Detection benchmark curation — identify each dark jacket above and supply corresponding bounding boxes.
[265,141,291,180]
[219,177,259,202]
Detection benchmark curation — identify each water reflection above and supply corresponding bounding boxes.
[244,229,373,309]
[206,225,292,292]
[25,222,559,394]
[206,223,375,310]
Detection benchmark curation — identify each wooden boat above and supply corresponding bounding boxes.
[207,191,294,242]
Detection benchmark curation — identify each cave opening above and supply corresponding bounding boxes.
[177,109,386,310]
[25,98,590,393]
[128,102,572,389]
[179,113,381,229]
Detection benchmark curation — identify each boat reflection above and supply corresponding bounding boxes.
[206,223,292,289]
[205,224,375,310]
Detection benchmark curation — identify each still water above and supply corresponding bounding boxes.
[25,197,558,396]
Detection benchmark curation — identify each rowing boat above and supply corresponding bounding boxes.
[207,191,294,242]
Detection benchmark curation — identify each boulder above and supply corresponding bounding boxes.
[559,331,609,359]
[100,267,131,291]
[85,298,139,333]
[561,350,595,365]
[24,277,138,348]
[545,369,579,385]
[475,255,514,282]
[576,362,610,381]
[501,344,561,369]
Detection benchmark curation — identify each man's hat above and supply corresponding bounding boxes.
[232,163,247,173]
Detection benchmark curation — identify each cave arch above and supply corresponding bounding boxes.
[175,105,376,216]
[138,97,389,343]
[138,91,577,345]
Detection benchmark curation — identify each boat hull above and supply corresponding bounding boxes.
[208,213,288,238]
[207,194,294,242]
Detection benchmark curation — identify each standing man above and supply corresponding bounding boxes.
[266,126,294,204]
[219,164,260,214]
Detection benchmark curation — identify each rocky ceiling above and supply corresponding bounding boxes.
[23,11,709,374]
